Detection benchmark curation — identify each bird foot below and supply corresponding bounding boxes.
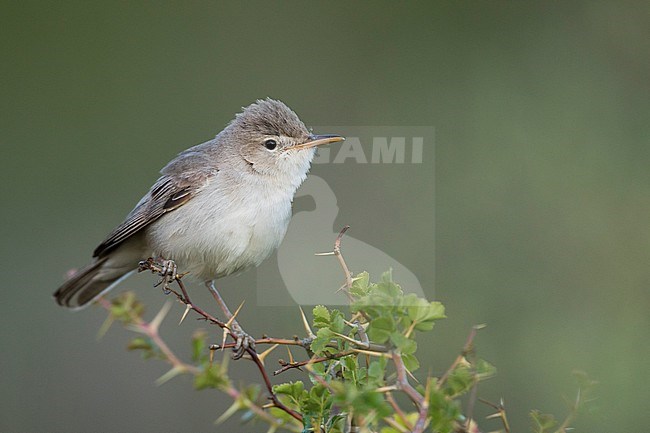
[138,257,178,294]
[231,324,256,360]
[157,259,178,294]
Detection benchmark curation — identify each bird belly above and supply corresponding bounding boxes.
[146,180,293,281]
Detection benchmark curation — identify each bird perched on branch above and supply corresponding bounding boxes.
[54,98,344,349]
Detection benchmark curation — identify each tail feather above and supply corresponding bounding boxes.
[54,258,134,309]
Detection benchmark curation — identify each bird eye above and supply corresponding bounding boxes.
[263,139,278,151]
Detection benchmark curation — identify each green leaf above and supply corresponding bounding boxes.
[350,272,370,296]
[390,332,417,355]
[367,316,395,343]
[127,336,153,352]
[273,381,305,401]
[127,337,156,359]
[310,327,334,354]
[110,291,145,324]
[530,410,558,433]
[380,269,393,283]
[408,299,446,324]
[352,389,392,418]
[303,383,331,416]
[367,359,387,387]
[194,363,229,391]
[428,387,462,433]
[375,280,402,299]
[191,329,207,363]
[312,305,331,329]
[401,353,420,372]
[475,358,496,381]
[330,309,346,333]
[444,365,474,397]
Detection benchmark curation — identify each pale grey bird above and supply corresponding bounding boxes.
[54,99,343,348]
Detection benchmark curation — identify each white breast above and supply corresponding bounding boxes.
[146,170,295,281]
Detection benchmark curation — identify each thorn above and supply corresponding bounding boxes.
[226,300,245,328]
[155,365,185,386]
[298,306,316,338]
[423,376,433,409]
[96,315,114,340]
[343,319,369,331]
[220,328,228,352]
[351,348,391,357]
[126,324,147,334]
[314,251,336,256]
[375,385,398,393]
[286,346,295,364]
[150,301,172,332]
[332,331,369,349]
[179,304,191,325]
[257,344,279,366]
[334,283,348,293]
[404,320,417,338]
[405,366,420,384]
[215,400,241,425]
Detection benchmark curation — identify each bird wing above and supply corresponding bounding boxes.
[92,172,210,258]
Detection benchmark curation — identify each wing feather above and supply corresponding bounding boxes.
[93,176,204,257]
[92,140,219,258]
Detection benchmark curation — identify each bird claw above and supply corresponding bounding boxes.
[231,327,256,360]
[148,259,178,293]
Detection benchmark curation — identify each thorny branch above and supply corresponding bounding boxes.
[98,297,297,431]
[137,258,302,423]
[100,227,511,432]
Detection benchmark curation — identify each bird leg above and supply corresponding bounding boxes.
[159,259,178,293]
[205,280,255,359]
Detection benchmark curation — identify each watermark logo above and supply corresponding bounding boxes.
[312,126,429,164]
[256,126,434,307]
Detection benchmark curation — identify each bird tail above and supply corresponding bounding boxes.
[54,257,135,310]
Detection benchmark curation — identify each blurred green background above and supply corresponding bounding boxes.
[2,1,649,432]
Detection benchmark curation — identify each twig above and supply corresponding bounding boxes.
[210,336,308,350]
[98,297,198,375]
[223,385,300,432]
[479,398,511,433]
[438,324,483,387]
[334,225,353,291]
[465,381,479,432]
[317,226,354,302]
[137,260,303,424]
[412,377,432,433]
[392,352,424,409]
[274,350,356,376]
[386,392,414,431]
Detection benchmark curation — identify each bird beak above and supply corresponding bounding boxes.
[289,134,345,151]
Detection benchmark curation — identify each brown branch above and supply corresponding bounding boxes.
[98,297,199,375]
[392,352,424,409]
[386,392,414,431]
[247,348,303,422]
[274,349,356,376]
[211,336,308,350]
[137,259,303,424]
[334,225,353,292]
[464,381,479,432]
